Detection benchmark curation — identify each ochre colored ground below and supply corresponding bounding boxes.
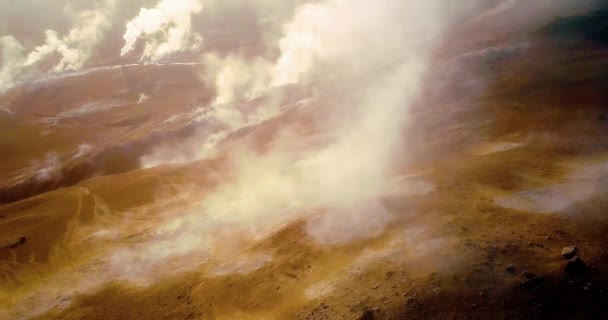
[2,5,608,320]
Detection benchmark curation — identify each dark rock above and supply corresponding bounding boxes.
[561,246,578,259]
[520,277,547,290]
[505,264,517,274]
[359,309,375,320]
[4,236,27,249]
[565,255,588,274]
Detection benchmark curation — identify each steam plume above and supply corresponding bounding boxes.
[23,0,117,72]
[0,0,116,93]
[120,0,204,62]
[127,0,449,277]
[0,36,25,93]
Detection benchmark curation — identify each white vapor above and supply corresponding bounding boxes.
[0,36,25,93]
[5,1,595,317]
[23,0,117,72]
[120,0,204,62]
[140,54,279,168]
[32,152,62,183]
[0,0,116,93]
[126,0,452,278]
[204,53,273,107]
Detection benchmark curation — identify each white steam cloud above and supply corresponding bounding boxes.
[0,0,116,93]
[127,0,450,278]
[23,0,116,71]
[140,54,278,168]
[120,0,204,62]
[204,53,273,107]
[0,36,25,93]
[4,1,593,316]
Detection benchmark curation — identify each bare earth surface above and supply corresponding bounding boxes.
[2,2,608,320]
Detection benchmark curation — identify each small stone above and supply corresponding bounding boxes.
[7,236,27,249]
[505,264,517,274]
[359,309,375,320]
[561,246,578,259]
[565,256,588,274]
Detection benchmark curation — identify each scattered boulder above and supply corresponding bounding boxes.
[3,236,27,249]
[561,246,578,259]
[505,264,517,274]
[359,309,375,320]
[520,276,547,290]
[565,256,588,274]
[521,270,535,279]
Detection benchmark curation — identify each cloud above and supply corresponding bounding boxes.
[127,0,452,276]
[204,53,273,107]
[0,0,116,93]
[141,0,445,167]
[23,0,117,72]
[120,0,204,62]
[139,53,279,168]
[270,0,441,86]
[32,152,62,183]
[0,36,25,93]
[137,93,149,104]
[74,143,94,158]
